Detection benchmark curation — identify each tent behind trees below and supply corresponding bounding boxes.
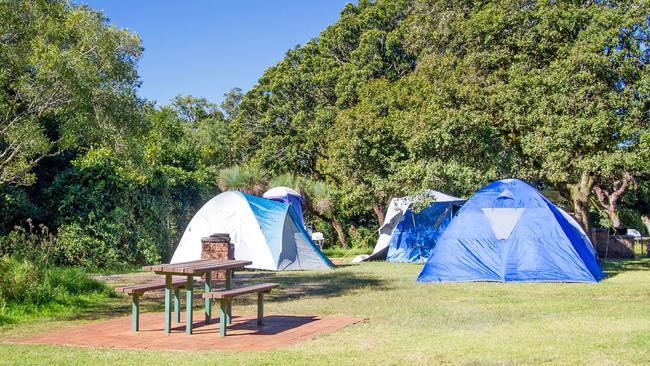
[262,186,306,228]
[354,190,465,263]
[171,191,333,271]
[417,179,605,283]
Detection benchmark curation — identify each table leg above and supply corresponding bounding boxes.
[257,292,263,326]
[204,271,212,324]
[164,274,172,335]
[219,299,227,337]
[132,294,140,332]
[173,287,180,323]
[225,269,232,324]
[186,275,193,334]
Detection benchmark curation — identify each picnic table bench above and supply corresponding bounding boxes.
[115,277,202,332]
[142,259,252,335]
[203,282,278,336]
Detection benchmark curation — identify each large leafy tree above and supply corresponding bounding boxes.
[0,0,144,185]
[231,0,414,176]
[403,0,649,231]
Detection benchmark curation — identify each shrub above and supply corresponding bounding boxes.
[44,267,108,296]
[0,222,55,265]
[0,257,46,306]
[349,225,376,249]
[0,256,111,310]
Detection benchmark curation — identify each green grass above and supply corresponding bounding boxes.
[322,246,372,259]
[1,259,650,365]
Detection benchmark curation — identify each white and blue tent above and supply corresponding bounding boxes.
[171,191,333,271]
[354,190,465,263]
[417,179,605,283]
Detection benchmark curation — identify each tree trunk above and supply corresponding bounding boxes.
[641,215,650,236]
[330,215,348,249]
[372,203,386,227]
[608,209,622,229]
[568,172,597,234]
[594,171,635,229]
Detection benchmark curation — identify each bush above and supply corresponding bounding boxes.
[0,256,111,310]
[0,221,55,264]
[349,225,377,249]
[0,257,44,306]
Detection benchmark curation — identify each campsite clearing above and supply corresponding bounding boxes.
[1,259,649,365]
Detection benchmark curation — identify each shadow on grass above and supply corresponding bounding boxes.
[246,268,391,304]
[602,258,650,278]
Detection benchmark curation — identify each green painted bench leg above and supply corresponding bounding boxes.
[186,275,193,335]
[173,287,180,323]
[132,294,140,332]
[164,274,172,335]
[225,269,232,324]
[226,299,232,325]
[257,292,264,326]
[204,271,211,324]
[219,299,227,337]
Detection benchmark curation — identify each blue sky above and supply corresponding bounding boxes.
[79,1,354,105]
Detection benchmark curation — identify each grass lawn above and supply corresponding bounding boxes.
[0,259,649,365]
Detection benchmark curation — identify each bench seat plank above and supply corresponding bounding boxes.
[115,277,202,295]
[203,283,278,299]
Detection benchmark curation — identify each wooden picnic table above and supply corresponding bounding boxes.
[142,259,252,335]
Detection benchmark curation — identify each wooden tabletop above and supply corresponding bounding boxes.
[142,259,252,275]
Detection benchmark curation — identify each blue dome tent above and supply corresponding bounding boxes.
[417,179,605,283]
[354,190,465,263]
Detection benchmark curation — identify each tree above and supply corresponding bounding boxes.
[231,0,414,176]
[595,171,638,229]
[323,79,409,227]
[403,0,649,232]
[515,2,649,232]
[0,1,144,185]
[172,95,220,124]
[220,88,243,122]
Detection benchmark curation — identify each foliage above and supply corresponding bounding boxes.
[217,165,267,196]
[233,0,649,233]
[0,0,145,185]
[1,0,650,264]
[0,256,110,312]
[0,220,55,265]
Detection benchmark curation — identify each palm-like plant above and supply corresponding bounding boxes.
[303,179,348,248]
[304,180,333,216]
[217,165,268,196]
[268,173,304,194]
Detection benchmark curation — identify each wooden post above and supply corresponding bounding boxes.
[219,299,227,337]
[204,271,212,324]
[186,275,193,334]
[173,287,180,323]
[257,292,264,326]
[132,294,140,332]
[164,274,172,335]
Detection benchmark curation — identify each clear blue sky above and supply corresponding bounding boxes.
[78,1,354,105]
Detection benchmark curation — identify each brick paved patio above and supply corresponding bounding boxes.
[10,312,364,352]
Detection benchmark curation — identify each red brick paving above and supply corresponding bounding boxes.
[10,312,365,352]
